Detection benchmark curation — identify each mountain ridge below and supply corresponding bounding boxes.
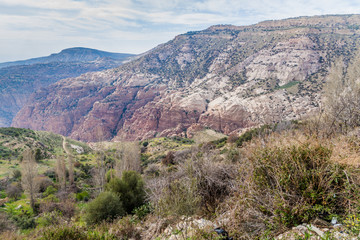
[0,47,135,69]
[12,14,360,141]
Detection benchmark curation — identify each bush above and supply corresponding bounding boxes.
[0,212,14,233]
[231,138,360,238]
[11,211,36,230]
[36,211,63,228]
[75,191,89,202]
[161,151,175,166]
[43,186,57,197]
[40,225,88,240]
[236,125,273,147]
[156,179,201,216]
[105,171,145,214]
[38,177,53,193]
[84,191,125,225]
[11,169,21,180]
[6,183,22,200]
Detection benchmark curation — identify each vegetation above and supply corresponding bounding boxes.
[84,191,125,225]
[1,68,360,239]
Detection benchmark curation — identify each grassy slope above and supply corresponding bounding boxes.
[0,127,91,179]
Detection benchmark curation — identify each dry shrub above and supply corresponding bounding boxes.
[161,151,175,166]
[6,182,22,200]
[227,134,239,143]
[330,134,360,166]
[0,231,20,240]
[106,216,142,240]
[147,147,238,217]
[40,198,75,219]
[37,176,53,193]
[0,212,15,233]
[223,132,360,239]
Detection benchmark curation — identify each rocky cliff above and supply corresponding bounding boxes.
[12,15,360,141]
[0,48,135,127]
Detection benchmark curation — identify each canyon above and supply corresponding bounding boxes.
[11,15,360,141]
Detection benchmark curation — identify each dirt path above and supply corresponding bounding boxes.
[62,136,70,155]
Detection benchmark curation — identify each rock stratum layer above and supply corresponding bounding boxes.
[12,15,360,141]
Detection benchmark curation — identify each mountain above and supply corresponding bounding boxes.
[0,47,134,69]
[0,48,135,127]
[12,14,360,141]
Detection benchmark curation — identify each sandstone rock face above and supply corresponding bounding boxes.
[12,15,360,141]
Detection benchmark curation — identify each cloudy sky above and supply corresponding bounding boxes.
[0,0,360,62]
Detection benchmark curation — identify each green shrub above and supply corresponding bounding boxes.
[36,211,62,228]
[84,191,125,225]
[43,186,57,197]
[11,169,21,179]
[132,203,152,220]
[11,211,36,229]
[105,171,145,214]
[105,169,116,183]
[76,191,89,202]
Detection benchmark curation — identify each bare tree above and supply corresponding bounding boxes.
[93,151,106,193]
[68,154,74,189]
[115,142,141,177]
[56,156,67,192]
[323,56,360,134]
[21,150,39,210]
[62,137,74,189]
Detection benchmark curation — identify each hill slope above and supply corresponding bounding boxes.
[12,14,360,141]
[0,48,135,127]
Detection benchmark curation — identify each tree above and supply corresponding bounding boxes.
[21,150,39,210]
[115,142,141,177]
[93,151,106,193]
[105,171,145,213]
[323,56,360,134]
[55,156,67,192]
[68,154,74,189]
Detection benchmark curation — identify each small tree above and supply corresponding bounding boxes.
[93,151,107,193]
[55,156,66,192]
[21,150,39,210]
[68,154,74,189]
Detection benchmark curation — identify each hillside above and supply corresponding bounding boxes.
[0,48,135,127]
[12,14,360,142]
[0,127,91,178]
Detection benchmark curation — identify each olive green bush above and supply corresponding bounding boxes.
[84,191,125,225]
[105,171,145,214]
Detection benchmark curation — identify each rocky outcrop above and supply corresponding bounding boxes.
[12,15,360,141]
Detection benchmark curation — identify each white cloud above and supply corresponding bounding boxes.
[1,0,360,62]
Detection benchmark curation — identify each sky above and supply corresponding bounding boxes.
[0,0,360,62]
